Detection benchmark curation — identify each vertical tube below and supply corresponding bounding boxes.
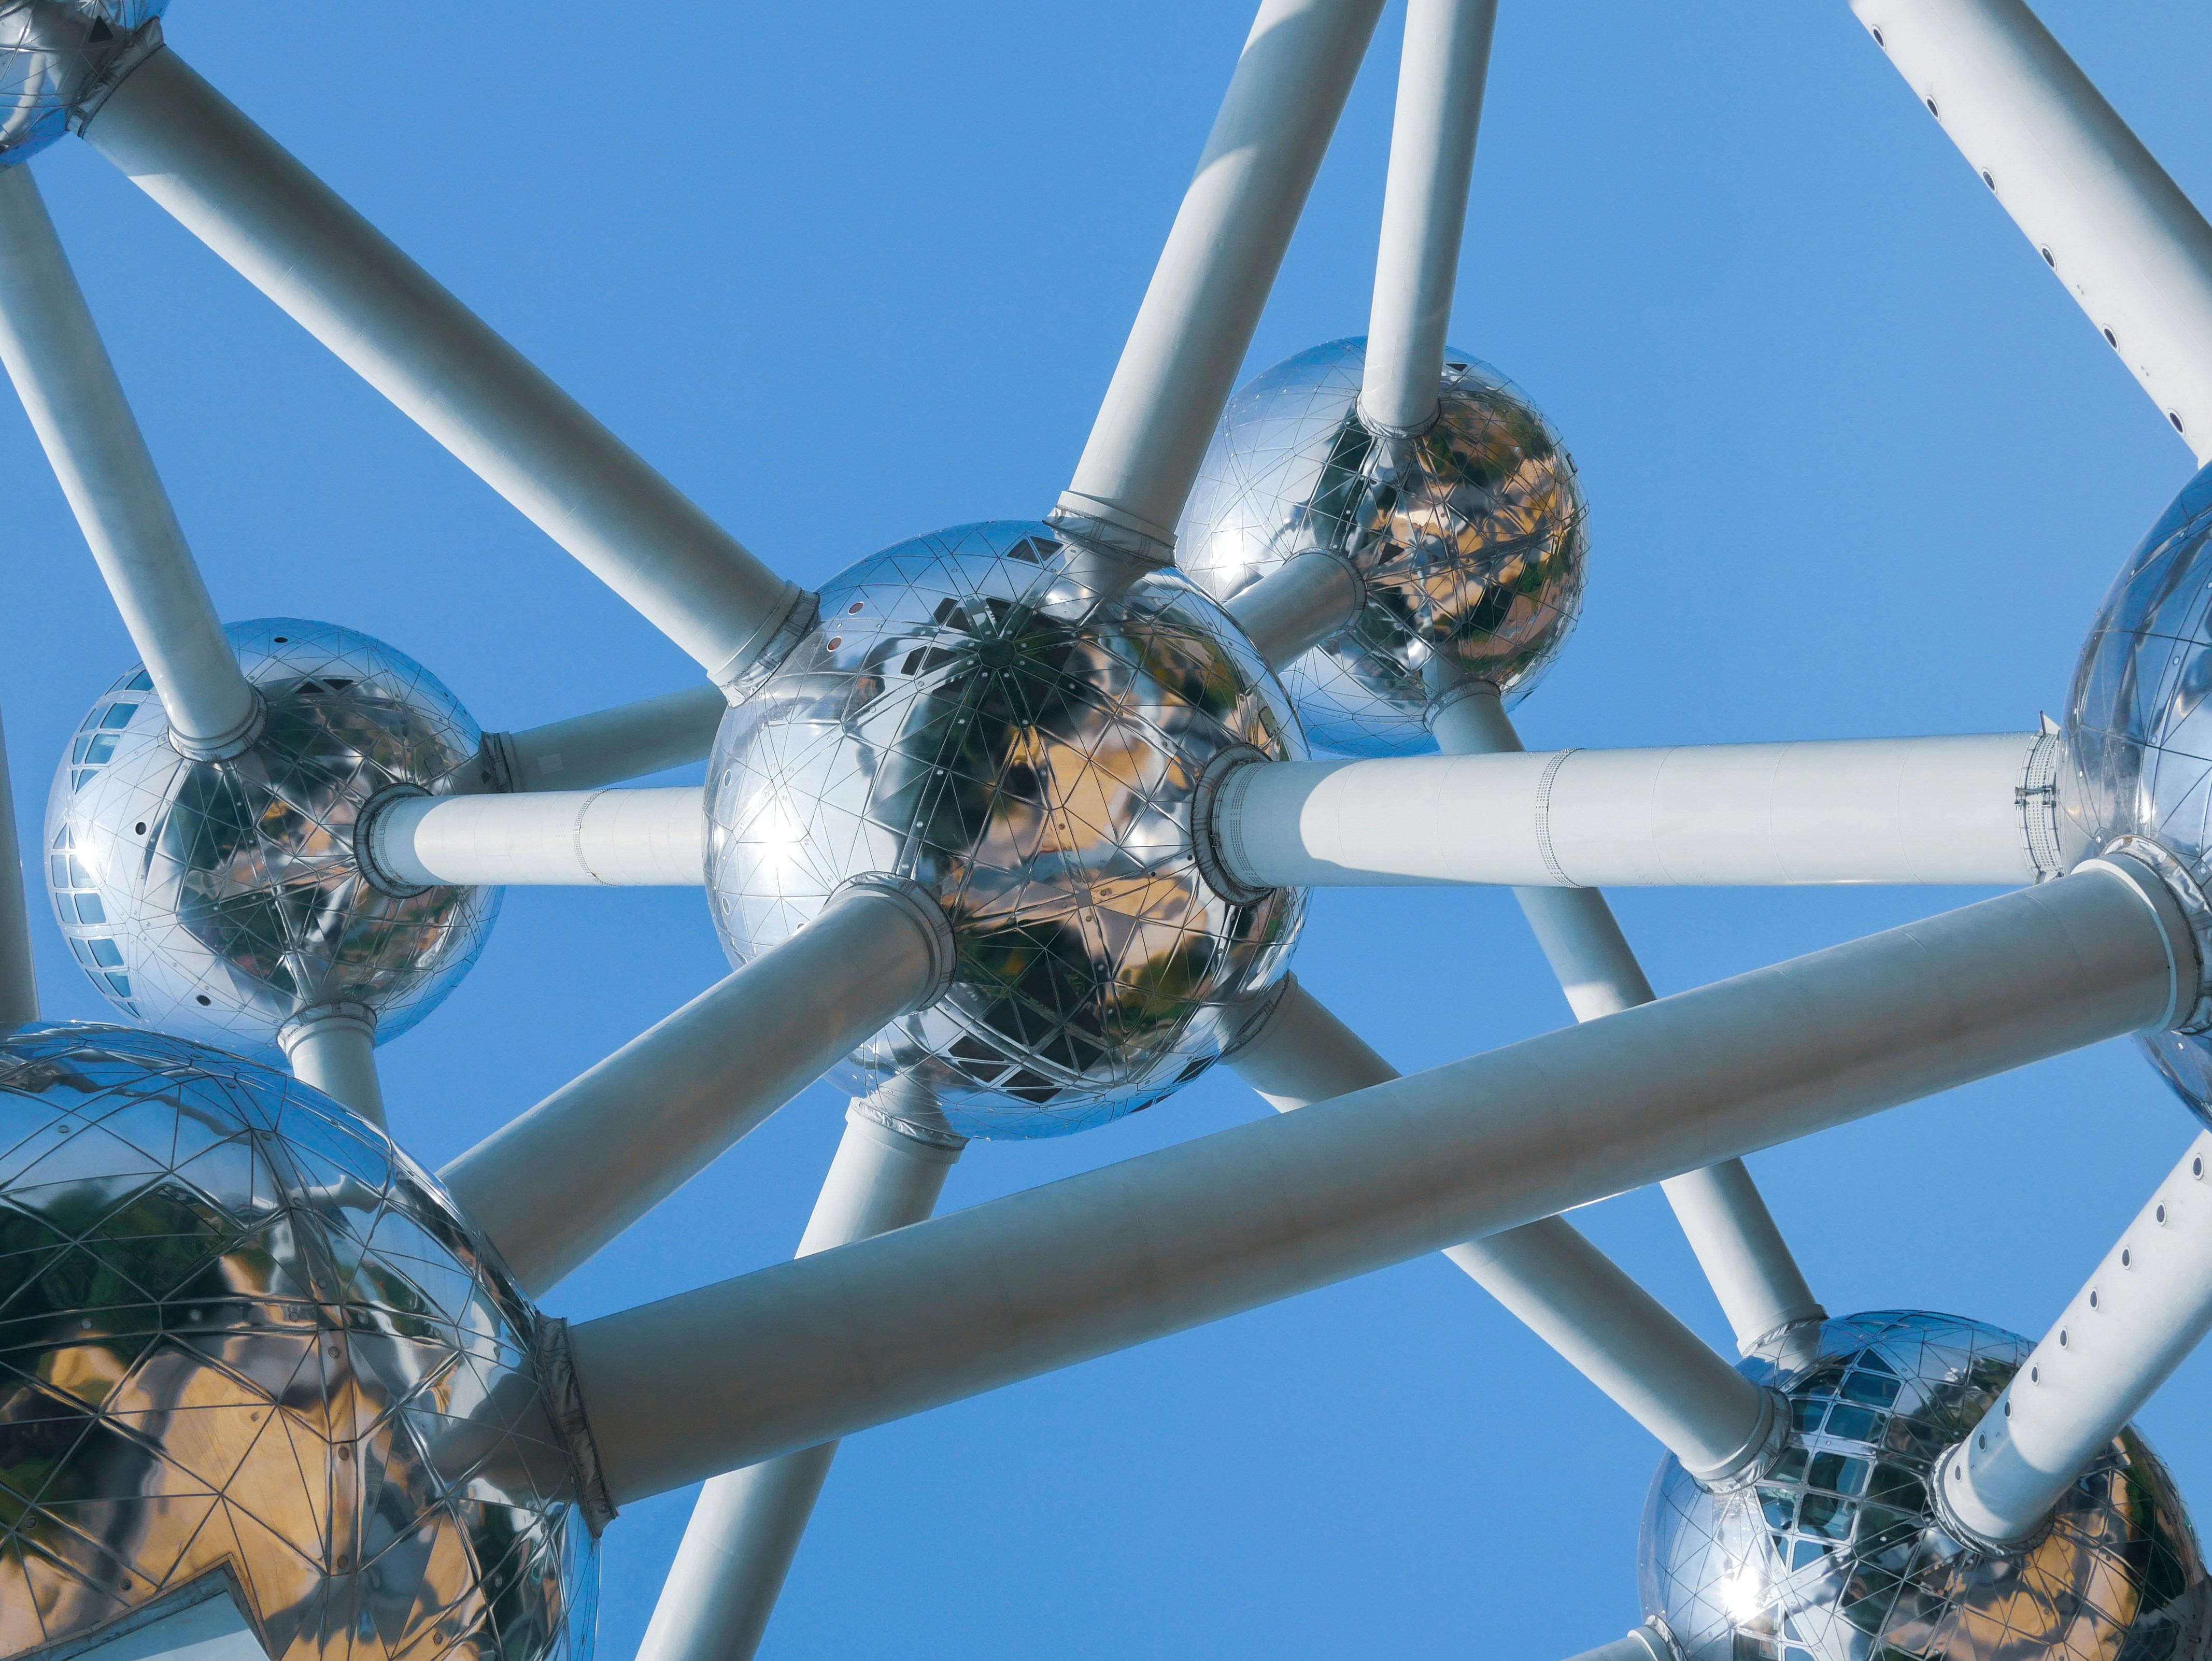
[277,1004,384,1127]
[1054,0,1387,561]
[1852,0,2212,458]
[0,162,257,754]
[80,49,809,687]
[1429,684,1825,1352]
[1938,1130,2212,1549]
[0,708,37,1027]
[640,1111,962,1661]
[1361,0,1498,434]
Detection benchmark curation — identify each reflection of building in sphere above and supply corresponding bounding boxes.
[44,619,500,1057]
[705,521,1306,1140]
[1177,337,1588,757]
[0,1024,598,1661]
[2065,460,2212,1121]
[1642,1311,2206,1661]
[0,0,165,166]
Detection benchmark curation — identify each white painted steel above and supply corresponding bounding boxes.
[1232,979,1780,1483]
[1225,549,1363,670]
[82,49,808,686]
[641,1112,961,1661]
[569,861,2187,1500]
[277,1005,384,1127]
[0,709,36,1027]
[1433,685,1824,1356]
[1938,1130,2212,1548]
[373,787,704,888]
[1562,1627,1672,1661]
[494,684,728,793]
[0,164,257,754]
[1361,0,1498,434]
[1054,0,1386,559]
[1212,732,2053,889]
[444,884,950,1296]
[1853,0,2212,459]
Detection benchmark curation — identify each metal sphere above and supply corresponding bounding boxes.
[0,1,165,166]
[1641,1311,2206,1661]
[44,618,500,1056]
[704,520,1306,1141]
[1176,336,1590,756]
[2063,459,2212,1123]
[0,1022,598,1659]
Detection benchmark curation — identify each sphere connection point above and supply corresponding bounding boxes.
[0,1023,599,1658]
[704,520,1305,1140]
[44,618,500,1056]
[2065,459,2212,1119]
[1640,1311,2204,1661]
[1177,336,1589,756]
[0,0,165,166]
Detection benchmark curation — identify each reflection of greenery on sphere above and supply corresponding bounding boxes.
[0,1024,595,1661]
[1641,1311,2206,1661]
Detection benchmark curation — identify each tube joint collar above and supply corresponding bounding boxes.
[1689,1386,1792,1493]
[533,1316,617,1536]
[165,687,265,763]
[1046,493,1176,569]
[1191,744,1273,905]
[2084,841,2212,1031]
[831,873,957,1011]
[1930,1441,2045,1559]
[710,584,819,705]
[353,785,435,899]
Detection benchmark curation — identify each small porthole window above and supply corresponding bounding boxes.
[2157,1203,2168,1223]
[1925,96,1940,118]
[2040,246,2055,267]
[1871,24,1884,46]
[2122,1248,2132,1267]
[1980,169,1996,191]
[2060,1329,2070,1347]
[2003,1399,2012,1417]
[273,635,289,644]
[195,994,211,1006]
[133,822,145,835]
[2089,1290,2099,1308]
[2171,411,2187,434]
[2195,1156,2204,1179]
[2032,1366,2040,1383]
[2103,326,2119,349]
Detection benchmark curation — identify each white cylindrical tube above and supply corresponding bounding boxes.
[0,708,36,1027]
[1211,732,2058,890]
[1852,0,2212,459]
[1937,1130,2212,1549]
[1224,550,1364,671]
[1562,1627,1673,1661]
[1360,0,1497,434]
[0,163,258,755]
[443,879,954,1295]
[568,861,2188,1502]
[370,787,704,887]
[640,1111,962,1661]
[490,684,728,794]
[81,48,810,688]
[278,1004,384,1127]
[1233,979,1781,1484]
[1053,0,1386,560]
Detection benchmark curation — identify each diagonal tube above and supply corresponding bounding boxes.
[1360,0,1497,435]
[369,787,705,888]
[1232,978,1782,1483]
[566,858,2190,1503]
[78,47,811,689]
[483,684,728,795]
[0,707,36,1027]
[1226,548,1364,671]
[1936,1128,2212,1550]
[1054,0,1386,561]
[0,162,257,754]
[640,1110,963,1661]
[1851,0,2212,460]
[442,879,953,1295]
[1431,684,1823,1356]
[1208,731,2063,890]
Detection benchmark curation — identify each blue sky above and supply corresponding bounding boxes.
[7,3,2212,1655]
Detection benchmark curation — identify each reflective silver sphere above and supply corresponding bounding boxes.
[1177,336,1590,756]
[705,521,1306,1140]
[44,619,500,1056]
[2064,460,2212,1121]
[0,1,164,166]
[1642,1311,2206,1661]
[0,1022,598,1660]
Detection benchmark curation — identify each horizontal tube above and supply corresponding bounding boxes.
[443,883,948,1295]
[372,787,704,887]
[568,860,2186,1502]
[82,48,807,687]
[1939,1129,2212,1548]
[492,683,728,793]
[1213,732,2059,889]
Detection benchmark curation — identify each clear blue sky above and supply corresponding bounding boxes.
[7,3,2212,1655]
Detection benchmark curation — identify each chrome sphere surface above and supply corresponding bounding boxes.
[0,1023,597,1661]
[705,521,1306,1140]
[0,1,165,165]
[44,619,500,1056]
[1641,1311,2206,1661]
[1176,336,1589,756]
[2064,459,2212,1121]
